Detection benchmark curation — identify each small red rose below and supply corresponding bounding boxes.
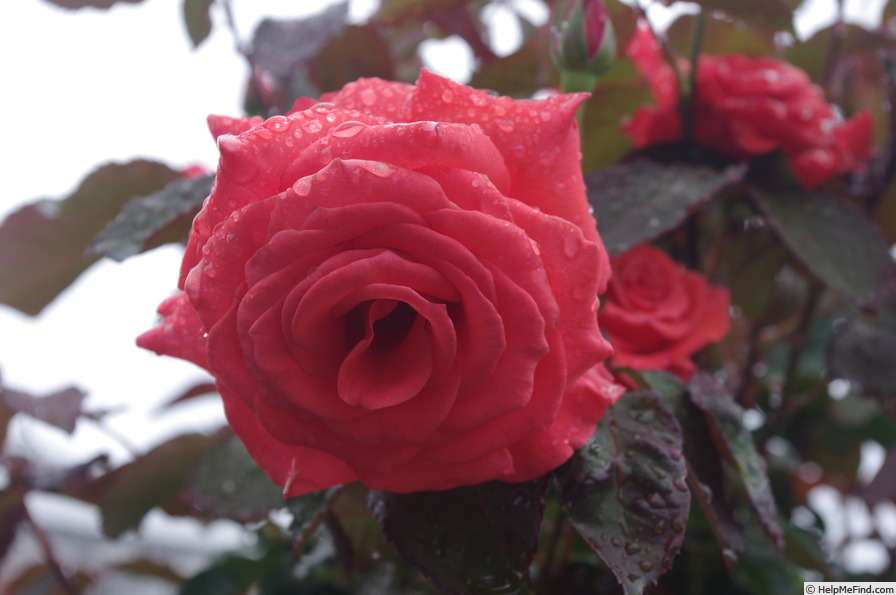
[600,245,730,379]
[623,23,873,189]
[139,70,624,496]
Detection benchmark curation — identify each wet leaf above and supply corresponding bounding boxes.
[189,435,283,523]
[247,4,348,112]
[97,433,218,537]
[642,371,746,559]
[556,391,690,595]
[688,373,783,548]
[182,0,214,48]
[586,158,745,255]
[1,386,87,434]
[751,182,893,304]
[88,174,213,261]
[0,160,180,315]
[369,477,547,595]
[827,315,896,399]
[286,486,344,552]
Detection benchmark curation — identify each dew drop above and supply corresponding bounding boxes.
[563,235,582,259]
[254,128,273,140]
[312,102,337,113]
[303,120,323,133]
[638,561,653,572]
[265,115,290,132]
[294,177,313,196]
[495,119,516,133]
[494,104,507,117]
[625,542,642,555]
[331,120,367,138]
[441,89,454,103]
[360,88,377,106]
[528,238,541,256]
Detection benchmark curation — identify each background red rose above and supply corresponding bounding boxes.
[138,70,621,496]
[623,23,873,188]
[600,244,730,379]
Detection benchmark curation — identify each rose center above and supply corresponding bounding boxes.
[337,299,434,410]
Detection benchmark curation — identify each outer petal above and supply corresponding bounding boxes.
[404,70,602,245]
[220,385,358,497]
[136,293,208,370]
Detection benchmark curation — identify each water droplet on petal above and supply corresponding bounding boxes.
[294,177,313,196]
[331,120,367,138]
[625,542,642,555]
[563,235,582,259]
[441,89,454,103]
[360,88,377,106]
[303,120,323,133]
[265,115,290,132]
[639,561,653,572]
[495,119,516,133]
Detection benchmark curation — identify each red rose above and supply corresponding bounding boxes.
[139,70,624,496]
[623,23,873,189]
[600,245,730,379]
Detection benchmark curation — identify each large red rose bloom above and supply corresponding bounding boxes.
[623,24,873,189]
[138,70,623,496]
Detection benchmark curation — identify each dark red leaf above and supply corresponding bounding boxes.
[369,477,548,594]
[586,158,745,255]
[555,391,690,595]
[688,373,783,548]
[1,386,87,434]
[0,160,180,315]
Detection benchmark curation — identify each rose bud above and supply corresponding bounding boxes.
[138,70,625,496]
[551,0,617,82]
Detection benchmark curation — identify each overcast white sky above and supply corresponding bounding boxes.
[0,0,886,464]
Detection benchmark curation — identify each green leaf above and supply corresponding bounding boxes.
[687,373,783,548]
[827,314,896,399]
[189,435,283,523]
[555,391,689,595]
[751,182,893,304]
[643,371,746,559]
[580,65,654,172]
[1,386,87,434]
[39,0,146,9]
[586,158,745,255]
[98,433,218,537]
[0,160,180,315]
[88,174,213,261]
[369,478,547,595]
[182,0,214,48]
